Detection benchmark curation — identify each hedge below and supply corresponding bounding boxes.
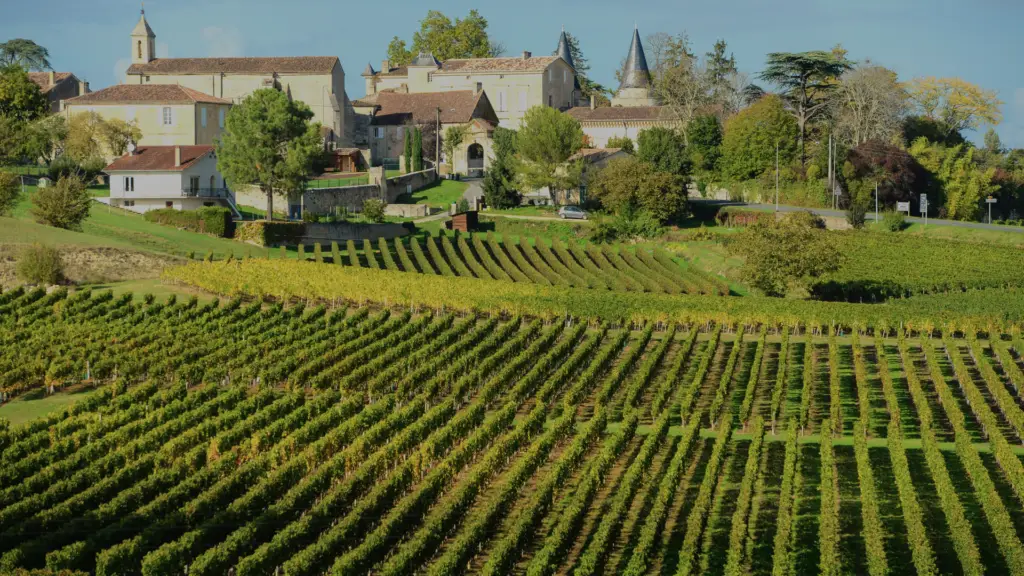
[235,222,306,246]
[144,207,234,238]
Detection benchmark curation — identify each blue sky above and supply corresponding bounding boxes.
[3,0,1023,146]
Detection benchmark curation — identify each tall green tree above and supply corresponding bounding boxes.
[31,175,91,230]
[0,65,48,121]
[0,171,19,216]
[589,156,686,223]
[605,135,634,154]
[483,126,520,208]
[0,39,51,71]
[686,114,723,171]
[216,88,322,221]
[403,128,412,173]
[758,51,852,164]
[514,106,584,203]
[721,94,798,181]
[637,127,690,179]
[983,127,1003,154]
[730,216,841,297]
[394,10,502,62]
[705,39,737,102]
[412,127,423,172]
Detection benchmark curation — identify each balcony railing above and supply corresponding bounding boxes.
[181,188,231,198]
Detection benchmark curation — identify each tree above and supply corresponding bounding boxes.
[21,114,67,164]
[637,127,690,178]
[31,175,91,230]
[0,39,51,71]
[845,139,925,208]
[514,106,584,203]
[16,243,63,285]
[902,115,965,148]
[403,128,412,173]
[984,128,1003,154]
[908,137,998,221]
[721,94,798,180]
[730,217,842,297]
[362,198,387,222]
[832,65,908,146]
[652,57,711,142]
[387,37,412,67]
[442,124,468,174]
[0,115,25,165]
[705,39,738,103]
[411,127,423,172]
[686,114,723,171]
[400,10,501,62]
[64,112,105,163]
[605,135,634,154]
[216,88,322,221]
[483,126,520,208]
[0,65,48,121]
[0,171,19,216]
[758,51,853,164]
[588,156,686,223]
[907,77,1002,138]
[99,118,142,157]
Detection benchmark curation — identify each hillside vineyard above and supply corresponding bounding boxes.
[319,234,730,295]
[2,292,1024,574]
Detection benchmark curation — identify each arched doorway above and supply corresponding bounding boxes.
[467,143,484,177]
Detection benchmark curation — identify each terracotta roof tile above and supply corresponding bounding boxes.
[104,145,214,172]
[126,56,338,76]
[65,84,230,105]
[566,106,675,123]
[439,56,559,74]
[27,72,74,92]
[370,91,498,126]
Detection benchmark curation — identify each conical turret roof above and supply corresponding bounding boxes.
[618,27,651,90]
[361,62,376,76]
[132,10,155,37]
[555,28,581,90]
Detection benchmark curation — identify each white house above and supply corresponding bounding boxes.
[103,145,239,215]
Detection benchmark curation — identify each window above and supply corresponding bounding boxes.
[374,127,385,139]
[518,90,527,111]
[476,82,482,93]
[162,107,172,125]
[123,200,135,207]
[497,90,506,112]
[218,108,225,128]
[189,176,200,193]
[166,201,174,208]
[201,107,207,127]
[137,41,142,60]
[563,69,567,83]
[123,177,134,192]
[548,94,553,107]
[548,69,552,81]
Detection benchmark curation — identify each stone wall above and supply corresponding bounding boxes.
[384,204,430,218]
[303,222,411,244]
[303,185,382,214]
[387,168,436,199]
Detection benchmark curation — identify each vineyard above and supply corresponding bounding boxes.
[3,290,1024,574]
[307,234,729,295]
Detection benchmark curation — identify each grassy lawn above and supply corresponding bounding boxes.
[879,221,1024,247]
[5,185,275,260]
[397,180,468,208]
[488,205,561,218]
[0,387,98,426]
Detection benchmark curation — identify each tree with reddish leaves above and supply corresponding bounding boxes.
[845,139,926,208]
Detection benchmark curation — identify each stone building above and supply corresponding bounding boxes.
[121,9,349,146]
[27,72,90,114]
[567,27,677,148]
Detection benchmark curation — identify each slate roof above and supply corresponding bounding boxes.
[104,145,214,172]
[370,91,497,126]
[439,55,560,74]
[571,148,625,163]
[64,84,230,105]
[27,72,74,92]
[126,56,339,76]
[619,28,652,90]
[566,106,673,122]
[410,52,441,67]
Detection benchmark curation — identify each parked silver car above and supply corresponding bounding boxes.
[558,206,587,220]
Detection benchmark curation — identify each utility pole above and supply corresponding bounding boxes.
[827,133,833,208]
[775,141,779,212]
[435,107,441,178]
[875,181,879,223]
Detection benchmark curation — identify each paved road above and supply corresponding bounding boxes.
[690,198,1024,234]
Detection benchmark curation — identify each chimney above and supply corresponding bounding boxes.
[174,146,181,167]
[381,59,390,72]
[522,51,531,60]
[48,71,55,86]
[78,80,89,95]
[590,95,595,110]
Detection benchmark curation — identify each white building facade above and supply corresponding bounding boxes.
[104,145,238,215]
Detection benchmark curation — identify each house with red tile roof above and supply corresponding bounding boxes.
[63,84,232,157]
[103,145,239,216]
[27,72,90,114]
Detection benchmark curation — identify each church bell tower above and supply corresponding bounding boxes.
[131,7,156,65]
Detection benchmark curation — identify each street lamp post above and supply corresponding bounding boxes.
[775,141,779,212]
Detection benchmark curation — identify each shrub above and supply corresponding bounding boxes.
[31,176,91,230]
[0,171,19,216]
[235,221,306,246]
[846,203,868,229]
[881,210,907,232]
[591,207,663,243]
[363,198,387,223]
[457,198,470,213]
[47,155,105,183]
[785,210,826,230]
[143,207,235,238]
[16,243,63,285]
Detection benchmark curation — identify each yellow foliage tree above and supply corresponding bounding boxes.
[907,77,1003,138]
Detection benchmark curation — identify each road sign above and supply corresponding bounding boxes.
[986,197,998,204]
[896,201,910,213]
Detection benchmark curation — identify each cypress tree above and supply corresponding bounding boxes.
[403,128,412,173]
[412,127,423,172]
